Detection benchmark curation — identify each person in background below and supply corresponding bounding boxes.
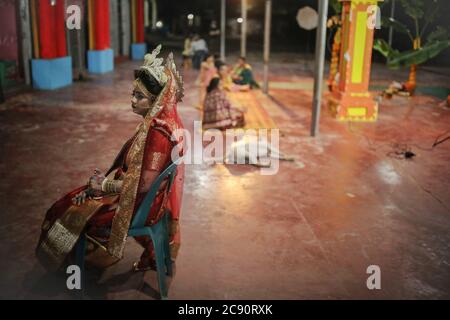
[191,34,208,70]
[198,54,217,107]
[231,57,260,89]
[182,34,193,70]
[213,53,223,70]
[203,77,245,130]
[218,62,250,92]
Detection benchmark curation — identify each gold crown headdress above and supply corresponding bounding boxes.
[165,52,184,102]
[140,44,168,86]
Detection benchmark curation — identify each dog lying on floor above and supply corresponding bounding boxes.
[225,134,294,168]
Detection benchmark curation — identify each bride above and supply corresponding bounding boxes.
[36,45,185,272]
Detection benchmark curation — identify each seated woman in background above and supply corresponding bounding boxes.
[231,57,260,89]
[217,62,250,92]
[202,77,245,130]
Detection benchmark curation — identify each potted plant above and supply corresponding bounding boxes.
[373,0,450,95]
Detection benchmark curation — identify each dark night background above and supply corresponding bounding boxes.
[151,0,450,66]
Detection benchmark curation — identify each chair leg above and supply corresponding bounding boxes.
[75,233,87,299]
[138,213,174,299]
[165,253,173,277]
[153,237,169,300]
[162,216,173,277]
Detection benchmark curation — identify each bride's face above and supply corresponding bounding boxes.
[131,87,156,117]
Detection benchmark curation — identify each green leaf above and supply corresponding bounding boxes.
[386,40,450,69]
[427,26,448,43]
[381,16,413,40]
[399,0,425,20]
[373,38,400,59]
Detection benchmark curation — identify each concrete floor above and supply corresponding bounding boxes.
[0,54,449,299]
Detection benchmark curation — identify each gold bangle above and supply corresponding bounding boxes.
[101,178,109,193]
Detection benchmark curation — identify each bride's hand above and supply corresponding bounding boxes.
[88,168,106,192]
[72,191,90,206]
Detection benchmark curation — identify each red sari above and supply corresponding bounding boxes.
[36,58,185,270]
[88,106,185,259]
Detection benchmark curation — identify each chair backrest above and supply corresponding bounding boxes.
[130,161,178,229]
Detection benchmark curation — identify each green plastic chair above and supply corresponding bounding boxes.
[76,161,179,299]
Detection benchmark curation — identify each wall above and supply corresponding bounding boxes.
[0,0,19,63]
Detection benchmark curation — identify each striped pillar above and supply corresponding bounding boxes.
[30,0,72,90]
[38,0,67,58]
[131,0,146,60]
[87,0,114,73]
[135,0,145,43]
[328,0,381,122]
[94,0,111,50]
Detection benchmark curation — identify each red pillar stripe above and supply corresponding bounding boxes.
[38,0,56,58]
[55,0,67,57]
[94,0,110,50]
[136,0,145,43]
[39,0,67,59]
[38,0,67,59]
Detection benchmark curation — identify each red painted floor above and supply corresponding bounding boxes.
[0,54,449,299]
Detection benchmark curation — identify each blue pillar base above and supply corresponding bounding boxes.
[131,43,147,60]
[31,56,72,90]
[87,49,114,74]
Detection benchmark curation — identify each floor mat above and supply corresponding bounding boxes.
[227,90,277,129]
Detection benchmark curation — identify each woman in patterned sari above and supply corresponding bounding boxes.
[36,45,185,272]
[202,77,245,130]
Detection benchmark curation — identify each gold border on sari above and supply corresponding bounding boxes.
[36,200,105,271]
